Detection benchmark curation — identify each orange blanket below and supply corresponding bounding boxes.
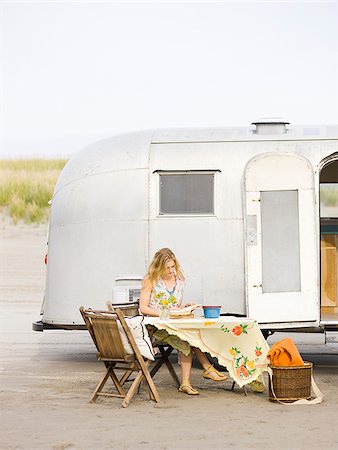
[267,338,304,366]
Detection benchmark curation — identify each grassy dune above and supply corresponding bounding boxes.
[1,158,336,225]
[0,159,68,224]
[321,189,338,207]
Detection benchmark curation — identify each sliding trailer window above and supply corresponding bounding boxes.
[158,171,216,215]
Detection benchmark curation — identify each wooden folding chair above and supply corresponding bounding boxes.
[149,339,180,387]
[106,301,180,388]
[106,300,140,317]
[79,307,160,408]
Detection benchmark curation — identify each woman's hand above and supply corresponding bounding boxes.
[170,305,184,310]
[171,302,198,310]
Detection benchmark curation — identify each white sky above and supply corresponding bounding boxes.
[1,0,338,157]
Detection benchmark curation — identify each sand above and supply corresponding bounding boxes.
[1,218,338,450]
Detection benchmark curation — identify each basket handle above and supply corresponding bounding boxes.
[267,367,323,405]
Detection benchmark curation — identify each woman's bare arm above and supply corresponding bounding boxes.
[139,276,160,317]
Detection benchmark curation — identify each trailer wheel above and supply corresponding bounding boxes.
[261,329,274,340]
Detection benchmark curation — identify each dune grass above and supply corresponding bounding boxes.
[321,188,338,207]
[0,159,68,224]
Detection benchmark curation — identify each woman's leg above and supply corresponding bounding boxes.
[193,347,227,381]
[193,347,212,370]
[179,351,192,384]
[178,351,199,395]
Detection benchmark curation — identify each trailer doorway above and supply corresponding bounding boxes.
[320,156,338,324]
[244,153,318,324]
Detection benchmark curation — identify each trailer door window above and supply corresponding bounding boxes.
[159,172,214,215]
[261,190,301,293]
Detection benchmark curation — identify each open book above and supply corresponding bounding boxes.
[169,304,201,318]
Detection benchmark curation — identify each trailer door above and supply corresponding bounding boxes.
[244,153,319,324]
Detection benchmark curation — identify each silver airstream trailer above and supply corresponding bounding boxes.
[33,119,338,337]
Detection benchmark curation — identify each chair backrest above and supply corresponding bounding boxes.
[106,300,140,317]
[80,307,133,361]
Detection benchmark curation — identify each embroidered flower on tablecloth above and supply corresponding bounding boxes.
[221,323,249,335]
[229,347,240,357]
[246,360,255,370]
[232,324,248,336]
[204,321,216,326]
[236,365,249,378]
[229,347,256,379]
[236,361,256,379]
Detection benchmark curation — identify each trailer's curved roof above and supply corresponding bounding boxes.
[54,124,338,195]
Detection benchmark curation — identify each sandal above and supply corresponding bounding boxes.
[178,384,199,395]
[202,364,228,382]
[249,378,266,393]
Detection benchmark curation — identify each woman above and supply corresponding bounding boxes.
[139,248,227,395]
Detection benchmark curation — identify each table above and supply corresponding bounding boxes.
[144,316,270,387]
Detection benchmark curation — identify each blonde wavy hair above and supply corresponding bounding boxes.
[148,248,185,286]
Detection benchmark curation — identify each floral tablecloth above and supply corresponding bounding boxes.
[144,317,270,387]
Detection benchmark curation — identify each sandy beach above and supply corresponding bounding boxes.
[1,219,338,450]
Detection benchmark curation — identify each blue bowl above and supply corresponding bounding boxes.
[203,306,221,319]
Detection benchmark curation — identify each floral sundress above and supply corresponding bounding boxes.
[148,276,191,354]
[149,277,185,310]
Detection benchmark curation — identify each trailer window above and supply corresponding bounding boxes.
[159,172,214,215]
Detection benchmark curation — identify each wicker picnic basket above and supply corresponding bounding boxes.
[268,361,312,403]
